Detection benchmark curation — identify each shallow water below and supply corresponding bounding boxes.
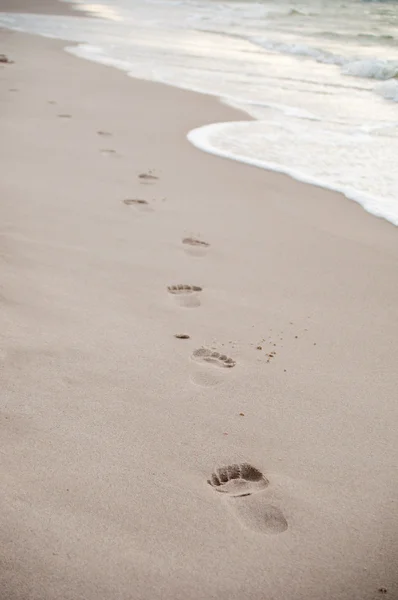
[1,0,397,223]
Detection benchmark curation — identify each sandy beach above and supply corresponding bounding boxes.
[1,2,398,599]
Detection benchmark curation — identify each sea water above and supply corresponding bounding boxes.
[1,0,397,224]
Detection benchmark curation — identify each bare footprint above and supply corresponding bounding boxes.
[208,464,288,535]
[97,130,112,136]
[58,114,72,119]
[190,348,235,386]
[167,285,202,308]
[182,237,210,257]
[139,172,158,184]
[100,148,118,157]
[123,198,152,212]
[192,347,235,368]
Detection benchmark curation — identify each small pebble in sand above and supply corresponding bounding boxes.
[174,334,190,339]
[0,54,13,64]
[295,336,298,339]
[256,345,262,350]
[239,412,245,417]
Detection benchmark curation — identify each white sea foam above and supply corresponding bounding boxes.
[342,59,398,80]
[376,80,398,102]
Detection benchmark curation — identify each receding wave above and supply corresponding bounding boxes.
[188,120,398,226]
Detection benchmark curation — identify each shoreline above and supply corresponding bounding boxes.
[1,4,397,600]
[65,40,398,229]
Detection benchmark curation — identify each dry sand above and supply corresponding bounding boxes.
[1,4,398,599]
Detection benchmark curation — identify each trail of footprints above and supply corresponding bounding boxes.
[123,170,288,536]
[2,73,288,537]
[51,100,288,536]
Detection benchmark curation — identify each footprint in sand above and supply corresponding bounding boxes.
[182,237,210,257]
[190,347,235,386]
[100,148,118,157]
[123,198,152,212]
[58,114,72,119]
[138,172,158,185]
[97,130,112,137]
[168,284,202,308]
[208,463,288,535]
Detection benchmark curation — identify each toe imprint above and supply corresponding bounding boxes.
[168,285,202,295]
[192,348,235,368]
[208,463,268,496]
[182,237,210,248]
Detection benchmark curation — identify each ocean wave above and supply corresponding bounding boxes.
[251,38,398,84]
[342,59,398,79]
[357,33,395,41]
[317,31,396,45]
